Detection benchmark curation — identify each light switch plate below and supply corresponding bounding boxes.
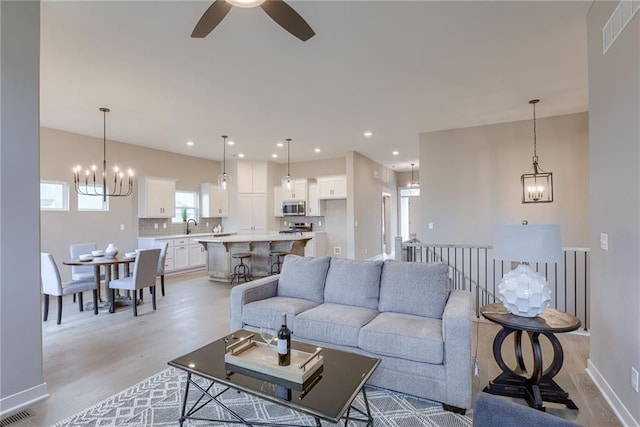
[600,233,608,250]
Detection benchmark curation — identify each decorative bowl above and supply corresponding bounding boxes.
[79,254,93,262]
[125,252,137,258]
[91,250,105,257]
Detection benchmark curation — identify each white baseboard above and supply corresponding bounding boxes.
[0,382,48,418]
[586,359,638,426]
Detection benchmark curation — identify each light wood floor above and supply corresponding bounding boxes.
[16,272,620,426]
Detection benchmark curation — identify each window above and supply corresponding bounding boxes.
[40,181,69,211]
[173,191,198,223]
[78,185,109,211]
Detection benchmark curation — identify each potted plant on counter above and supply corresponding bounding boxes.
[181,206,188,222]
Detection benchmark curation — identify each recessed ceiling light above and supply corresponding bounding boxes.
[392,151,399,156]
[238,153,245,158]
[364,131,373,137]
[272,154,278,158]
[227,140,235,145]
[186,141,195,146]
[276,142,284,148]
[314,148,321,153]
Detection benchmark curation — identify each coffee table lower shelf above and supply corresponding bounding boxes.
[176,371,373,427]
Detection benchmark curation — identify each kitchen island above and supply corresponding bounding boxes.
[198,234,311,282]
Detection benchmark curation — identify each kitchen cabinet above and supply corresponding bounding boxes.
[238,193,267,234]
[189,244,206,267]
[307,183,323,216]
[173,241,189,270]
[156,238,175,272]
[273,185,284,217]
[138,176,177,218]
[237,161,267,194]
[282,178,308,202]
[201,183,229,217]
[317,175,347,199]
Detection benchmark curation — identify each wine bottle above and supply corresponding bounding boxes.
[277,312,291,366]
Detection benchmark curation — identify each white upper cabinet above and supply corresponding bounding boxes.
[273,185,284,217]
[282,178,309,202]
[307,183,324,216]
[238,193,267,234]
[201,183,229,217]
[237,161,267,194]
[317,175,347,199]
[138,176,177,218]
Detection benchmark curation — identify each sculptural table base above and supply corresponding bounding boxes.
[483,327,578,411]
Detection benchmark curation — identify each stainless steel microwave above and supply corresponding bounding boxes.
[282,201,306,216]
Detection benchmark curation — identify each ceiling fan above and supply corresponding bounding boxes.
[192,0,315,42]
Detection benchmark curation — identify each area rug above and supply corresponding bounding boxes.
[52,367,473,426]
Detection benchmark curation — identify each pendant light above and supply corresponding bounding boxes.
[72,107,134,203]
[218,135,231,191]
[521,99,553,203]
[407,163,420,188]
[281,138,294,191]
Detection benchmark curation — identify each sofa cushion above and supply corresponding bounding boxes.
[242,296,319,332]
[277,255,331,303]
[379,261,450,319]
[323,258,383,310]
[294,303,378,347]
[359,312,444,364]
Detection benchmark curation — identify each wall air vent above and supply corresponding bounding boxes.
[602,0,640,54]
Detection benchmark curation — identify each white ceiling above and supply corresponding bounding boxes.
[40,0,590,171]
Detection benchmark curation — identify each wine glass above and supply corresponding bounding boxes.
[260,324,275,349]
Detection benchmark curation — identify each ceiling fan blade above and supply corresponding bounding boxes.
[260,0,315,41]
[191,0,233,38]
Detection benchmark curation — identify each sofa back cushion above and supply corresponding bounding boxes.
[378,261,450,319]
[324,258,383,310]
[277,255,331,303]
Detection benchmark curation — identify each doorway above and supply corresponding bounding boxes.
[400,187,420,241]
[381,193,391,254]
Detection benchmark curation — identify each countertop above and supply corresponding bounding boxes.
[138,232,236,240]
[198,234,312,243]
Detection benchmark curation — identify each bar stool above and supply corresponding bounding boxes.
[269,251,289,275]
[231,253,252,284]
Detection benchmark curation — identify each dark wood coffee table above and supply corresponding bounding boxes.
[480,303,581,411]
[168,329,380,426]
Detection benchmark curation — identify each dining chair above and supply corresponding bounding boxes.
[41,253,98,325]
[109,248,160,316]
[137,239,169,298]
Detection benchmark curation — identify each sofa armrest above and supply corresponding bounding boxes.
[230,275,279,331]
[442,289,473,409]
[473,392,580,426]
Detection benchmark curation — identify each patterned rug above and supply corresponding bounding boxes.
[52,367,473,426]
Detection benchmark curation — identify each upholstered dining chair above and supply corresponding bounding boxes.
[108,248,160,316]
[69,243,102,281]
[137,239,169,297]
[41,253,98,325]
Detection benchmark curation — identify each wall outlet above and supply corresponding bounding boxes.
[318,221,322,227]
[364,248,368,255]
[154,223,158,229]
[206,222,209,227]
[163,223,167,229]
[120,224,125,231]
[355,220,358,227]
[428,222,434,230]
[334,247,342,255]
[632,367,639,393]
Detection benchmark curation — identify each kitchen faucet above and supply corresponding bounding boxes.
[186,218,198,234]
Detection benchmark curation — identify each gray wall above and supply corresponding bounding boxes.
[0,0,48,416]
[587,3,640,424]
[40,127,221,281]
[419,112,589,246]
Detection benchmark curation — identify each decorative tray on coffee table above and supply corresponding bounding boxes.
[224,334,324,391]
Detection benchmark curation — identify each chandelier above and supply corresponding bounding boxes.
[218,135,231,191]
[73,108,134,203]
[407,163,420,188]
[281,138,294,191]
[521,99,553,203]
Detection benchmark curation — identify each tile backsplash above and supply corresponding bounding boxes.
[278,216,325,232]
[138,218,222,237]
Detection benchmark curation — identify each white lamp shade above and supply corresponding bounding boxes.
[493,224,562,263]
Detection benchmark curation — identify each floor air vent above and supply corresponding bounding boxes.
[0,409,34,427]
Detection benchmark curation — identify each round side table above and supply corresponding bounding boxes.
[480,303,581,411]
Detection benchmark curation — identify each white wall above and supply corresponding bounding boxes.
[419,112,589,246]
[586,3,640,424]
[0,0,49,416]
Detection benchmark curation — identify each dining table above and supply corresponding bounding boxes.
[63,254,137,308]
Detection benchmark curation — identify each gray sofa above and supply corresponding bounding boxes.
[230,255,473,411]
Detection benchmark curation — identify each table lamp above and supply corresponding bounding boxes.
[493,222,562,317]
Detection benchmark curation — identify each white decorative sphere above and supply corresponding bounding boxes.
[498,264,551,317]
